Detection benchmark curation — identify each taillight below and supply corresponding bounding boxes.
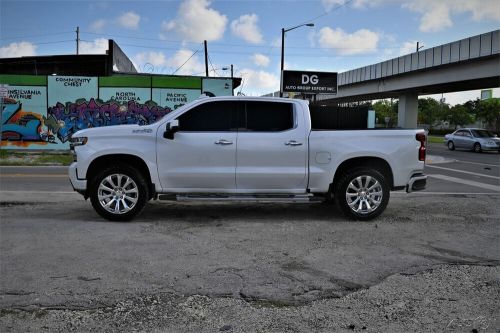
[416,133,426,162]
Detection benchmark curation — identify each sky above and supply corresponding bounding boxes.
[1,0,499,103]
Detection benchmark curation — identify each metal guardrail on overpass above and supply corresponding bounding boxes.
[317,29,500,103]
[338,30,499,86]
[316,30,500,128]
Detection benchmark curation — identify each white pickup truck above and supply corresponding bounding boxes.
[69,96,427,221]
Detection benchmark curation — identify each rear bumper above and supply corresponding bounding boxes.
[406,174,427,193]
[68,162,87,194]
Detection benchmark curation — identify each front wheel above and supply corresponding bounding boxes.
[90,165,149,221]
[335,168,390,221]
[447,141,455,150]
[473,143,482,153]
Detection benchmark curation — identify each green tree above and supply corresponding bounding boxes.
[463,98,481,115]
[448,104,474,129]
[418,97,449,128]
[372,99,397,127]
[477,98,500,131]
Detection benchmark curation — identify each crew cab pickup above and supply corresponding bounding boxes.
[69,96,427,221]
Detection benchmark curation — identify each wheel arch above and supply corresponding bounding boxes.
[86,154,155,199]
[331,157,394,191]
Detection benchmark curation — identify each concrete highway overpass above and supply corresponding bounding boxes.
[316,30,500,128]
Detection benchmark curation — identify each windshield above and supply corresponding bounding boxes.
[471,130,496,138]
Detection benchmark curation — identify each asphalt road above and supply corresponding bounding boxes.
[424,143,500,194]
[0,146,499,332]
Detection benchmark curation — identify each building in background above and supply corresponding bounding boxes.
[0,40,241,150]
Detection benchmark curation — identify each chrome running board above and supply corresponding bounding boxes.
[158,194,320,203]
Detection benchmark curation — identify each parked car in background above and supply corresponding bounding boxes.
[444,128,500,152]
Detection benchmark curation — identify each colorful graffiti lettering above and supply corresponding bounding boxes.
[1,97,49,147]
[46,98,172,143]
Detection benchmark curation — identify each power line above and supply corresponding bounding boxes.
[207,54,219,76]
[297,0,355,26]
[87,40,407,54]
[83,29,406,51]
[171,48,201,75]
[82,31,198,45]
[0,31,74,41]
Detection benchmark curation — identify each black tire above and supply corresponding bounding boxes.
[334,168,390,221]
[473,143,482,153]
[89,164,149,221]
[447,141,455,150]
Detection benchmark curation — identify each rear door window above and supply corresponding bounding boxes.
[243,101,294,132]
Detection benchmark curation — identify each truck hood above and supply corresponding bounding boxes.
[73,124,156,138]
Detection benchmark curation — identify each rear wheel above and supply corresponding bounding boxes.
[447,141,455,150]
[90,165,148,221]
[473,143,482,153]
[335,168,390,221]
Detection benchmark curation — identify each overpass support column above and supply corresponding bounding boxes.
[397,92,418,128]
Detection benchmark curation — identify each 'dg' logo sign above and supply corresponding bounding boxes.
[283,70,337,94]
[302,74,319,85]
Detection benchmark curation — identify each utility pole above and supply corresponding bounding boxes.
[280,28,285,97]
[204,40,209,77]
[76,26,80,55]
[416,41,424,52]
[230,64,233,78]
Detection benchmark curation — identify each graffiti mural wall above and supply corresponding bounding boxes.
[0,74,233,150]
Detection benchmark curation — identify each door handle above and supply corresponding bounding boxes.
[285,140,303,146]
[215,139,233,145]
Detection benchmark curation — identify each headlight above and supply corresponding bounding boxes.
[70,136,88,148]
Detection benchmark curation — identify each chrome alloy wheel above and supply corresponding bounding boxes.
[345,175,383,214]
[97,174,139,214]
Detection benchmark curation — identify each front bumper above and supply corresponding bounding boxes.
[481,144,500,151]
[406,174,427,193]
[68,162,87,194]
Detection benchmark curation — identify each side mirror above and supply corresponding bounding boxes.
[163,120,179,140]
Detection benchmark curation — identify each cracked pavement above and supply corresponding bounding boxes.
[1,193,499,332]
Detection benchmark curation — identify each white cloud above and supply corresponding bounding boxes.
[134,49,204,75]
[134,51,168,67]
[161,0,227,42]
[116,11,141,30]
[409,2,453,32]
[323,0,500,32]
[90,19,106,32]
[239,68,279,94]
[318,27,379,55]
[79,38,108,54]
[0,41,36,58]
[405,0,500,30]
[321,0,346,11]
[166,49,204,75]
[399,40,418,55]
[252,53,270,67]
[230,14,263,44]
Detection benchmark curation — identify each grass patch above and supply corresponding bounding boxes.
[0,150,73,166]
[427,135,444,144]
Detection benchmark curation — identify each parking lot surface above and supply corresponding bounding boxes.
[1,144,499,332]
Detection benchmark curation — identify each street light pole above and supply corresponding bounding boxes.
[279,23,314,98]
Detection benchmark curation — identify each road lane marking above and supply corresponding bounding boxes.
[426,165,500,180]
[428,174,500,192]
[394,192,500,195]
[0,191,77,194]
[451,160,500,168]
[0,174,67,178]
